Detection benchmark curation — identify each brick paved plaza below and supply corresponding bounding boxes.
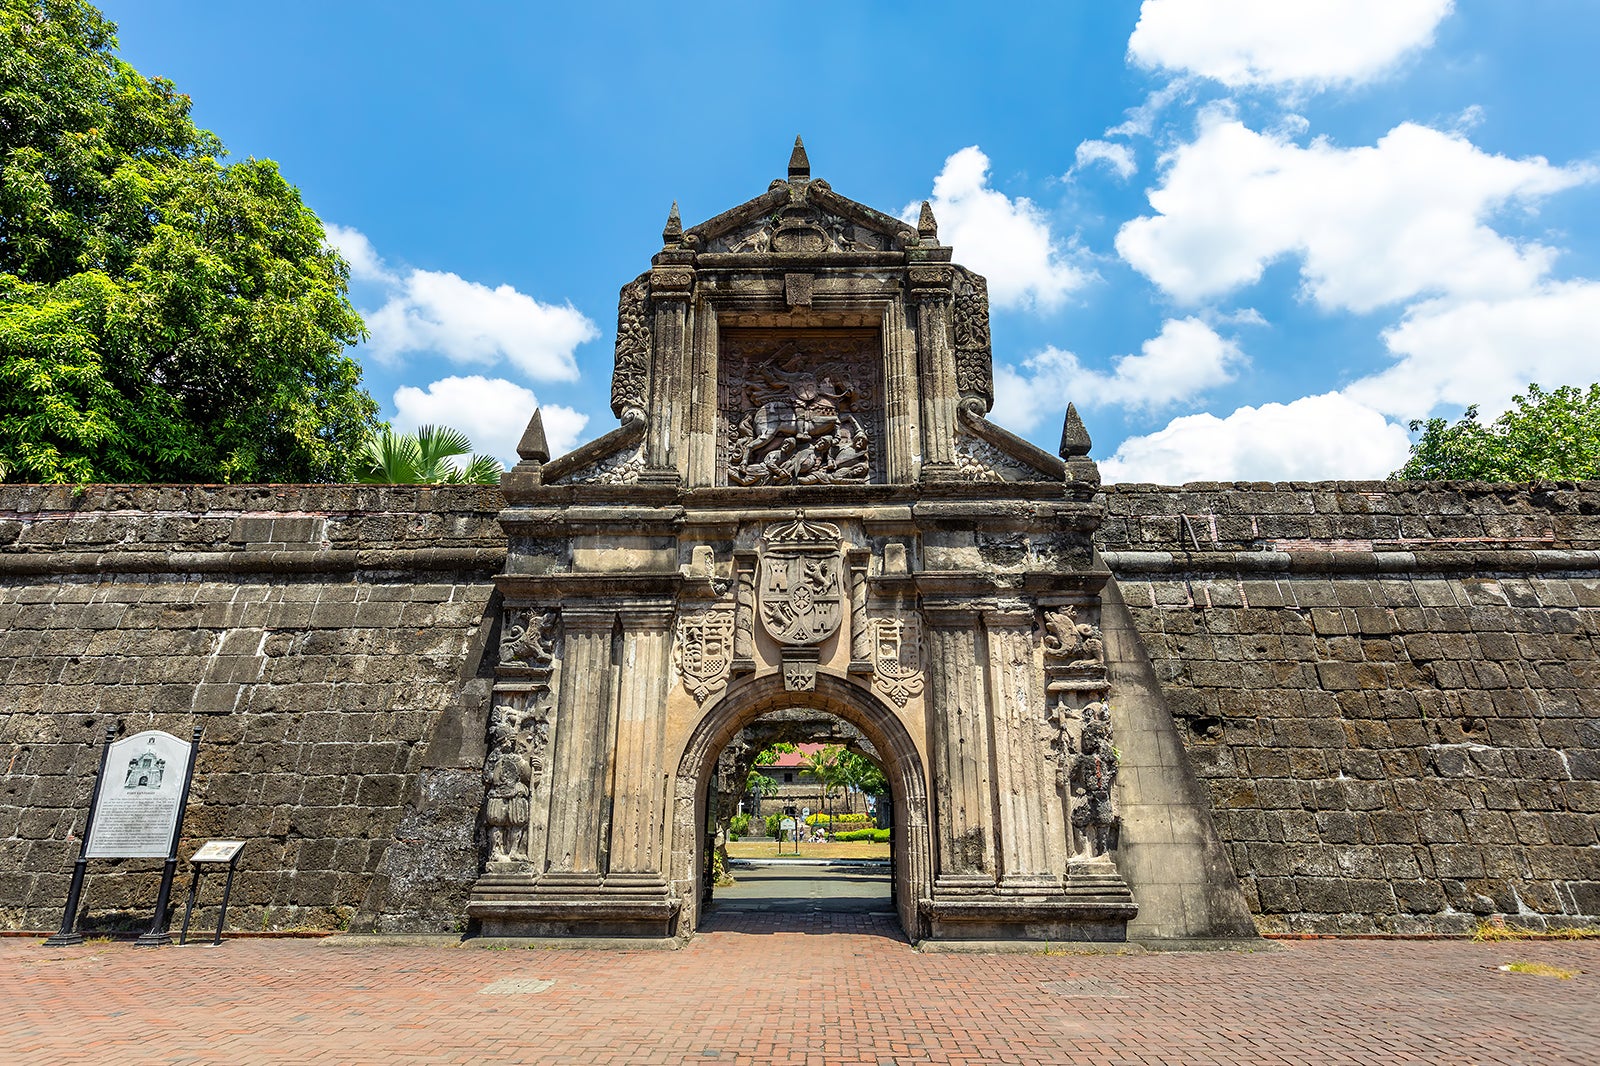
[5,911,1596,1065]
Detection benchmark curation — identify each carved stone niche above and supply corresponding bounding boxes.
[718,328,883,487]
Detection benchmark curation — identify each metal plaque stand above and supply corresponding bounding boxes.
[134,727,203,947]
[178,841,246,947]
[43,727,116,947]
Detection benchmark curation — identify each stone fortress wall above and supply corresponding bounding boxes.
[0,485,504,933]
[1101,480,1600,933]
[1,480,1596,934]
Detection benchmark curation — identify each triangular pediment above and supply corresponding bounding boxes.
[680,173,920,257]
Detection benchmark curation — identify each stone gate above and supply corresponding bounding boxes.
[465,140,1252,943]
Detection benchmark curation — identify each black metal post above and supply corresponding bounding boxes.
[44,726,115,947]
[177,868,203,946]
[213,858,239,946]
[136,727,202,948]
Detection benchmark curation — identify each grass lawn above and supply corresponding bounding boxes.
[726,839,891,861]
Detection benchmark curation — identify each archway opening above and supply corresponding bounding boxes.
[707,714,894,925]
[669,672,931,942]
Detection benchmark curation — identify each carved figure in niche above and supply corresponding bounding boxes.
[1070,702,1120,858]
[500,610,556,668]
[727,352,872,486]
[1043,606,1103,670]
[484,704,535,862]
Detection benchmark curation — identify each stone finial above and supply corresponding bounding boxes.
[788,136,810,182]
[662,201,683,245]
[1060,403,1092,458]
[517,408,550,463]
[917,200,938,241]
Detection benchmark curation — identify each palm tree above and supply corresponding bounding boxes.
[802,745,845,827]
[356,424,502,484]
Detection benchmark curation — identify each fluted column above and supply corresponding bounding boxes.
[983,609,1056,885]
[643,269,692,481]
[914,290,956,470]
[541,606,616,876]
[686,302,719,487]
[607,603,676,876]
[881,298,922,483]
[924,605,994,885]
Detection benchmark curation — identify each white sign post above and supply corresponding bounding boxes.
[46,727,202,948]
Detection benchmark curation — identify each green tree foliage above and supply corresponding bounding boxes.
[355,425,502,485]
[837,750,887,797]
[1393,384,1600,482]
[753,742,797,766]
[0,0,377,483]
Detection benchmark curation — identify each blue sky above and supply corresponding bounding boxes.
[102,1,1600,481]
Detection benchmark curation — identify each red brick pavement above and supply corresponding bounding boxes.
[4,913,1597,1065]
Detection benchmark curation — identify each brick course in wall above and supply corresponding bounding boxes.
[1102,480,1600,933]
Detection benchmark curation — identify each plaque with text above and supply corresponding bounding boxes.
[84,730,193,859]
[190,840,245,864]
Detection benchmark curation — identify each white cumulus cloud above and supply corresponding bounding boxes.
[904,146,1093,312]
[1346,281,1600,419]
[324,223,598,382]
[1072,140,1137,180]
[1128,0,1455,91]
[323,222,396,284]
[367,271,597,382]
[1116,117,1594,312]
[393,376,589,469]
[1100,393,1413,484]
[992,317,1245,432]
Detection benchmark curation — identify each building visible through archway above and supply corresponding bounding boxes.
[464,139,1256,946]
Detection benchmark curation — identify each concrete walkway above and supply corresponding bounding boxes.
[4,916,1596,1064]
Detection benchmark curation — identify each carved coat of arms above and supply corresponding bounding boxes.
[758,514,843,647]
[675,609,735,704]
[872,616,923,707]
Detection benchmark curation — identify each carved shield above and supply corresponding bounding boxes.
[872,617,924,708]
[758,550,844,646]
[676,609,734,704]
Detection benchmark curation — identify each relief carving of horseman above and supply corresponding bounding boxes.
[728,354,871,486]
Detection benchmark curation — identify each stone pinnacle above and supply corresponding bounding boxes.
[662,201,682,245]
[1059,403,1092,458]
[918,201,938,241]
[788,136,810,182]
[517,408,550,463]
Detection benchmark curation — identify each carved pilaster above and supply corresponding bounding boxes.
[847,549,871,673]
[983,609,1057,885]
[643,267,693,482]
[731,552,756,673]
[541,606,615,877]
[912,275,957,473]
[881,298,921,483]
[923,604,994,886]
[609,604,676,876]
[686,300,719,487]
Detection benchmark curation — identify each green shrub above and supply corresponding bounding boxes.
[832,828,890,842]
[729,813,752,840]
[765,812,786,840]
[805,812,870,827]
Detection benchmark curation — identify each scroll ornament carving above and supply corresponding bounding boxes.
[728,357,872,486]
[872,616,924,707]
[1042,607,1103,672]
[610,272,651,419]
[709,211,890,255]
[1070,701,1120,859]
[675,608,735,705]
[952,266,993,407]
[483,703,548,863]
[500,609,557,669]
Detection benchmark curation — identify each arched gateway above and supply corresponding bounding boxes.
[468,140,1150,943]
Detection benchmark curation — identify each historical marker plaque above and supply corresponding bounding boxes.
[84,730,193,859]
